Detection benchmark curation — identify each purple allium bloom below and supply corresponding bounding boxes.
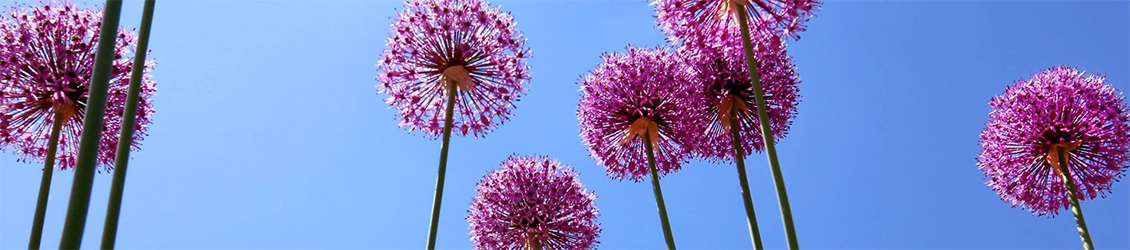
[377,0,531,138]
[468,155,601,250]
[0,1,156,171]
[577,46,705,181]
[977,66,1130,216]
[652,0,820,45]
[680,24,798,161]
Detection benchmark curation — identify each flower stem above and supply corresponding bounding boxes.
[735,4,799,249]
[27,111,66,250]
[729,106,764,250]
[525,237,542,250]
[1055,147,1095,250]
[100,1,155,249]
[642,131,677,250]
[58,1,122,248]
[425,80,458,250]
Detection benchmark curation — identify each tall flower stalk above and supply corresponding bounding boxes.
[0,1,154,249]
[578,46,704,250]
[467,155,601,250]
[377,0,530,248]
[102,0,157,248]
[978,66,1129,250]
[654,1,817,248]
[25,108,67,250]
[57,0,124,247]
[676,24,799,249]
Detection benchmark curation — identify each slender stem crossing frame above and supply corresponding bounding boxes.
[729,105,764,250]
[57,1,123,248]
[735,4,800,249]
[101,1,156,248]
[27,111,66,250]
[425,80,458,250]
[642,130,677,250]
[1055,147,1095,250]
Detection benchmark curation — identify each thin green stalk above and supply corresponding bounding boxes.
[729,106,763,250]
[101,1,155,248]
[425,80,458,250]
[642,131,677,250]
[735,4,799,249]
[1055,147,1095,250]
[58,1,122,249]
[28,111,66,250]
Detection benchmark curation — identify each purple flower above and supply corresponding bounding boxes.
[577,46,705,181]
[680,24,799,161]
[0,1,156,171]
[377,0,531,138]
[977,66,1130,216]
[468,155,601,250]
[652,0,819,45]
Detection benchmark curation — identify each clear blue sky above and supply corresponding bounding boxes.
[1,1,1128,249]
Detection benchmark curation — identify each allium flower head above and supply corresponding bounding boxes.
[652,0,820,45]
[468,155,601,250]
[978,66,1130,216]
[577,46,705,181]
[680,24,799,161]
[0,1,156,170]
[377,0,531,138]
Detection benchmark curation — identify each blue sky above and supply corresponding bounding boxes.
[1,1,1128,249]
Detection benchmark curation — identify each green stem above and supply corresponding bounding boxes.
[1055,147,1095,250]
[58,1,122,249]
[735,5,799,250]
[729,106,764,250]
[425,80,458,250]
[101,1,155,249]
[642,131,677,250]
[28,111,66,250]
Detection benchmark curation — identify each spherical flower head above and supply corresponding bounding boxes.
[577,46,705,181]
[377,0,531,139]
[680,24,798,161]
[0,1,157,171]
[652,0,819,46]
[468,155,601,250]
[977,66,1130,216]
